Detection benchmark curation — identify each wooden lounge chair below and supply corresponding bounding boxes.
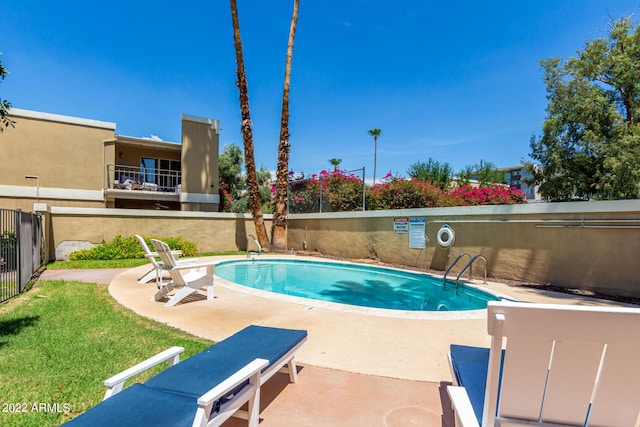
[447,301,640,427]
[151,238,216,307]
[63,325,308,427]
[134,234,195,286]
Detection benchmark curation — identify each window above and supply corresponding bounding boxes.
[140,157,181,191]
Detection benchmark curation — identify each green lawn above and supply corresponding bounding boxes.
[45,258,150,270]
[0,279,212,426]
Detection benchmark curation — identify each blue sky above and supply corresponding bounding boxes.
[1,1,637,181]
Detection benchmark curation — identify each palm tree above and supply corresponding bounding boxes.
[329,158,342,172]
[230,0,269,249]
[368,128,382,184]
[272,0,300,252]
[0,52,15,132]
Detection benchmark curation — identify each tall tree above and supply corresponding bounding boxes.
[218,143,244,203]
[329,158,342,171]
[229,0,269,248]
[0,52,15,132]
[368,128,382,183]
[407,158,453,188]
[525,16,640,200]
[272,0,300,252]
[475,159,506,186]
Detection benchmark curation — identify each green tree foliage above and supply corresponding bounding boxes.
[328,158,342,171]
[455,165,474,187]
[526,16,640,200]
[230,166,273,214]
[474,159,506,186]
[218,144,273,213]
[0,51,15,132]
[219,144,244,197]
[406,158,454,188]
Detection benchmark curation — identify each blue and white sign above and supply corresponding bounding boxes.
[409,217,426,249]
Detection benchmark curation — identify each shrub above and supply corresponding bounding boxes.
[69,235,198,260]
[286,170,527,213]
[366,177,443,210]
[448,185,527,206]
[0,231,17,270]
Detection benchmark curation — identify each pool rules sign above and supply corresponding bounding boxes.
[409,217,426,248]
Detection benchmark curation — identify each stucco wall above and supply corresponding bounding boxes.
[286,200,640,299]
[180,115,220,212]
[37,205,270,261]
[35,200,640,299]
[0,109,115,211]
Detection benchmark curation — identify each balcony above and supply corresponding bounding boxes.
[105,164,181,206]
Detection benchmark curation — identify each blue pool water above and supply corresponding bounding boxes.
[215,259,500,311]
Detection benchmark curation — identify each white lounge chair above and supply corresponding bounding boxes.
[134,234,196,285]
[151,239,216,307]
[448,301,640,427]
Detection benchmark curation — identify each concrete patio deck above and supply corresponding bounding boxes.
[43,256,636,426]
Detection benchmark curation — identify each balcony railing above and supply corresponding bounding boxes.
[106,164,181,193]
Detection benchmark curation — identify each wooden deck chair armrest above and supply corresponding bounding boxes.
[103,346,185,400]
[145,250,182,258]
[447,386,480,427]
[193,358,269,427]
[162,261,216,271]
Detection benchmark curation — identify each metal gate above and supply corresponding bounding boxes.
[0,209,43,303]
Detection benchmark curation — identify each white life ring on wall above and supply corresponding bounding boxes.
[437,225,455,248]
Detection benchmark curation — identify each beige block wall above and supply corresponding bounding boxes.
[39,206,269,261]
[1,110,115,189]
[0,109,115,211]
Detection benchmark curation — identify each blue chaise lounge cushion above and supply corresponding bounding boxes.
[63,383,197,427]
[145,325,307,398]
[64,325,307,426]
[450,344,504,424]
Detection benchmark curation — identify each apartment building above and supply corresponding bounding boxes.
[502,165,541,201]
[0,108,220,212]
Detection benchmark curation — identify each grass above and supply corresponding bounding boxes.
[0,280,212,426]
[45,258,150,270]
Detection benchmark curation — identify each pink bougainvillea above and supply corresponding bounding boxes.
[286,171,526,213]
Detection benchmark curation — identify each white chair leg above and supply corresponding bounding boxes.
[151,283,174,302]
[137,268,158,284]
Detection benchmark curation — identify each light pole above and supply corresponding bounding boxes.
[25,175,39,202]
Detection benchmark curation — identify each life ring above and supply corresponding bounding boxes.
[437,225,455,248]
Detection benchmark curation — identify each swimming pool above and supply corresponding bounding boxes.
[214,259,500,312]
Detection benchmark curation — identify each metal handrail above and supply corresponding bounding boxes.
[443,252,471,286]
[456,254,487,289]
[246,235,262,257]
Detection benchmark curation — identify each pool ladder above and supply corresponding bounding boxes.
[246,234,262,258]
[443,253,487,293]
